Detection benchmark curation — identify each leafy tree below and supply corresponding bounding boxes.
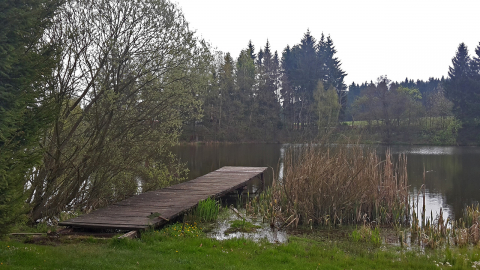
[392,86,424,126]
[425,86,453,128]
[0,0,60,234]
[27,0,211,221]
[351,77,396,142]
[313,81,340,131]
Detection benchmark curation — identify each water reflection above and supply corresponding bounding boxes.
[384,145,480,220]
[410,188,452,222]
[172,143,480,220]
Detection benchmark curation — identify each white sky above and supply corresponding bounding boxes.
[175,0,480,86]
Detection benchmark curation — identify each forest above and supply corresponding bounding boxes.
[182,36,480,145]
[1,0,480,235]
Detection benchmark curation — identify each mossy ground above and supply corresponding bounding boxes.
[224,220,261,234]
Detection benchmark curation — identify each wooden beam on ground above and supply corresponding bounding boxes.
[118,231,138,239]
[9,233,46,236]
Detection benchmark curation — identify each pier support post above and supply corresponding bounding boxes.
[260,172,265,192]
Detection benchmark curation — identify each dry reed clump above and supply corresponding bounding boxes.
[453,204,480,246]
[409,204,480,249]
[271,144,409,227]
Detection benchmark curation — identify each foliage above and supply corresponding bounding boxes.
[427,118,461,145]
[26,0,212,222]
[313,81,340,130]
[0,0,60,235]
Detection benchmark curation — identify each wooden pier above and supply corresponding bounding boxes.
[58,166,267,230]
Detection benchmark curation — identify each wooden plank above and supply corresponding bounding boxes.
[58,166,267,230]
[118,231,138,239]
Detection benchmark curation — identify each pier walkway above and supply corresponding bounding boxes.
[59,166,267,230]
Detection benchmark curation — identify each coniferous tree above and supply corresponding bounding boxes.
[254,41,281,140]
[472,42,480,79]
[321,35,347,119]
[236,47,256,136]
[289,30,320,130]
[280,46,296,130]
[281,30,348,131]
[0,0,60,234]
[248,40,256,60]
[445,43,479,125]
[321,35,347,91]
[200,51,224,141]
[217,53,237,139]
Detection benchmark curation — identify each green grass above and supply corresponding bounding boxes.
[2,226,480,269]
[351,226,382,247]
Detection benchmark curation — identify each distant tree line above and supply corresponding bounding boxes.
[345,76,455,143]
[184,34,480,144]
[183,30,347,142]
[344,42,480,144]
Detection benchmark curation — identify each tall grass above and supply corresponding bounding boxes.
[194,197,220,222]
[246,143,480,249]
[253,143,409,227]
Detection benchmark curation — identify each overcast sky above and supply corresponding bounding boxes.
[176,0,479,86]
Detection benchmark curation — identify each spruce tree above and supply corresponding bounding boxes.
[280,46,296,129]
[448,43,471,80]
[218,53,235,133]
[0,0,59,234]
[248,40,256,60]
[471,42,480,78]
[445,43,478,124]
[322,35,347,92]
[254,41,281,140]
[236,48,256,136]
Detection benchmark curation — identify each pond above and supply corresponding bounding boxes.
[172,143,480,221]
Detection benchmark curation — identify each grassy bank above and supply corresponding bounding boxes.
[2,225,480,269]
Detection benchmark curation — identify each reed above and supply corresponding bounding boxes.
[194,197,220,222]
[266,143,409,228]
[245,143,480,249]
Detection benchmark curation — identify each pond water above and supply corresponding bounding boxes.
[172,143,480,221]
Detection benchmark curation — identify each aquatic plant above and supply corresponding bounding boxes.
[259,143,409,228]
[194,197,220,222]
